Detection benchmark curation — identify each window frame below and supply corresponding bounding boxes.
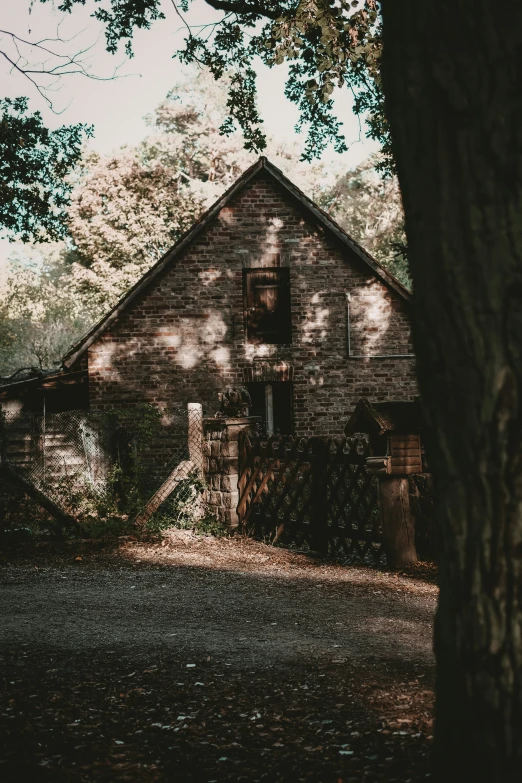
[242,267,292,345]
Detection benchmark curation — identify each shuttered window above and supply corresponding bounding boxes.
[243,268,291,344]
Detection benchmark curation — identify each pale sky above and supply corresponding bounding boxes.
[0,0,377,272]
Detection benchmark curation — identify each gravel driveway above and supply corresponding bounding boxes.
[0,533,438,782]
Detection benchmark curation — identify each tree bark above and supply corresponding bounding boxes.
[381,3,522,780]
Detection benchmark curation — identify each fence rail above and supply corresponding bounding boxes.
[238,433,383,562]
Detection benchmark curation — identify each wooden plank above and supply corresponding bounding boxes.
[266,449,306,526]
[1,463,81,530]
[390,464,421,475]
[391,458,422,466]
[237,455,262,516]
[265,384,274,436]
[243,458,279,524]
[134,459,195,526]
[391,457,422,466]
[250,437,297,525]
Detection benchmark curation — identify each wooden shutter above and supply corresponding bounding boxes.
[243,268,291,343]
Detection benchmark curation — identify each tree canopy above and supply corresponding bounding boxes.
[0,245,97,374]
[35,0,387,168]
[65,70,339,310]
[0,97,92,242]
[0,69,406,374]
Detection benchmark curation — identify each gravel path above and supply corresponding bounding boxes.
[0,533,438,782]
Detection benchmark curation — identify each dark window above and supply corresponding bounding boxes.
[243,268,291,344]
[247,382,294,435]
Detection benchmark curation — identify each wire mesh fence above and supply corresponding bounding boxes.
[1,410,111,492]
[0,406,205,531]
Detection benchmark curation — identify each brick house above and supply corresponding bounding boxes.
[2,157,417,436]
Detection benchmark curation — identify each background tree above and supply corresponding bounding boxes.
[0,97,92,241]
[0,3,127,241]
[66,70,338,310]
[381,2,522,780]
[66,148,204,311]
[0,245,97,373]
[34,1,387,167]
[319,155,408,285]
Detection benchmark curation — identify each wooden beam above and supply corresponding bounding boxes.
[1,463,82,530]
[134,460,195,527]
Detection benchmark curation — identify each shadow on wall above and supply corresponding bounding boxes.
[87,212,409,429]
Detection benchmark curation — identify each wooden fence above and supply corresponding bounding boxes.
[237,433,383,562]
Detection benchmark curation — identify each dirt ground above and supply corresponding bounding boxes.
[0,532,437,782]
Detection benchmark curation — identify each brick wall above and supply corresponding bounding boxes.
[85,170,417,480]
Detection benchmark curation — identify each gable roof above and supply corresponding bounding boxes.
[62,156,411,369]
[345,398,423,437]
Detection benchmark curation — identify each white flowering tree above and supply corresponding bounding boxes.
[0,246,98,375]
[66,70,336,311]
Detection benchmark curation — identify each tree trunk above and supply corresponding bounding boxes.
[381,3,522,780]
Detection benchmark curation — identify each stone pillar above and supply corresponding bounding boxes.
[202,416,259,529]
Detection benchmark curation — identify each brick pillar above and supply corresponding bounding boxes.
[203,416,260,529]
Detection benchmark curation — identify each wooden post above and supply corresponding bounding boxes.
[265,384,274,436]
[309,440,329,555]
[187,403,203,475]
[378,475,418,568]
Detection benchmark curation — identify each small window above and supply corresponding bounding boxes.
[243,268,291,344]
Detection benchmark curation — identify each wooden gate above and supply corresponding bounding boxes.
[237,433,383,562]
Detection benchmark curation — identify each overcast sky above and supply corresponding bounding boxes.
[1,0,377,271]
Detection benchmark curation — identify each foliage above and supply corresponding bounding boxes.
[0,479,55,538]
[0,97,92,242]
[39,0,166,56]
[193,514,230,537]
[319,155,409,286]
[37,1,387,170]
[146,473,210,534]
[98,405,164,513]
[0,245,98,375]
[66,148,204,311]
[66,69,336,310]
[178,0,385,164]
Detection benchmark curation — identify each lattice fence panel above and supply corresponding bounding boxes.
[238,433,384,563]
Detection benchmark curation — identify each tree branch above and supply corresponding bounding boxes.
[0,25,128,112]
[202,0,286,21]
